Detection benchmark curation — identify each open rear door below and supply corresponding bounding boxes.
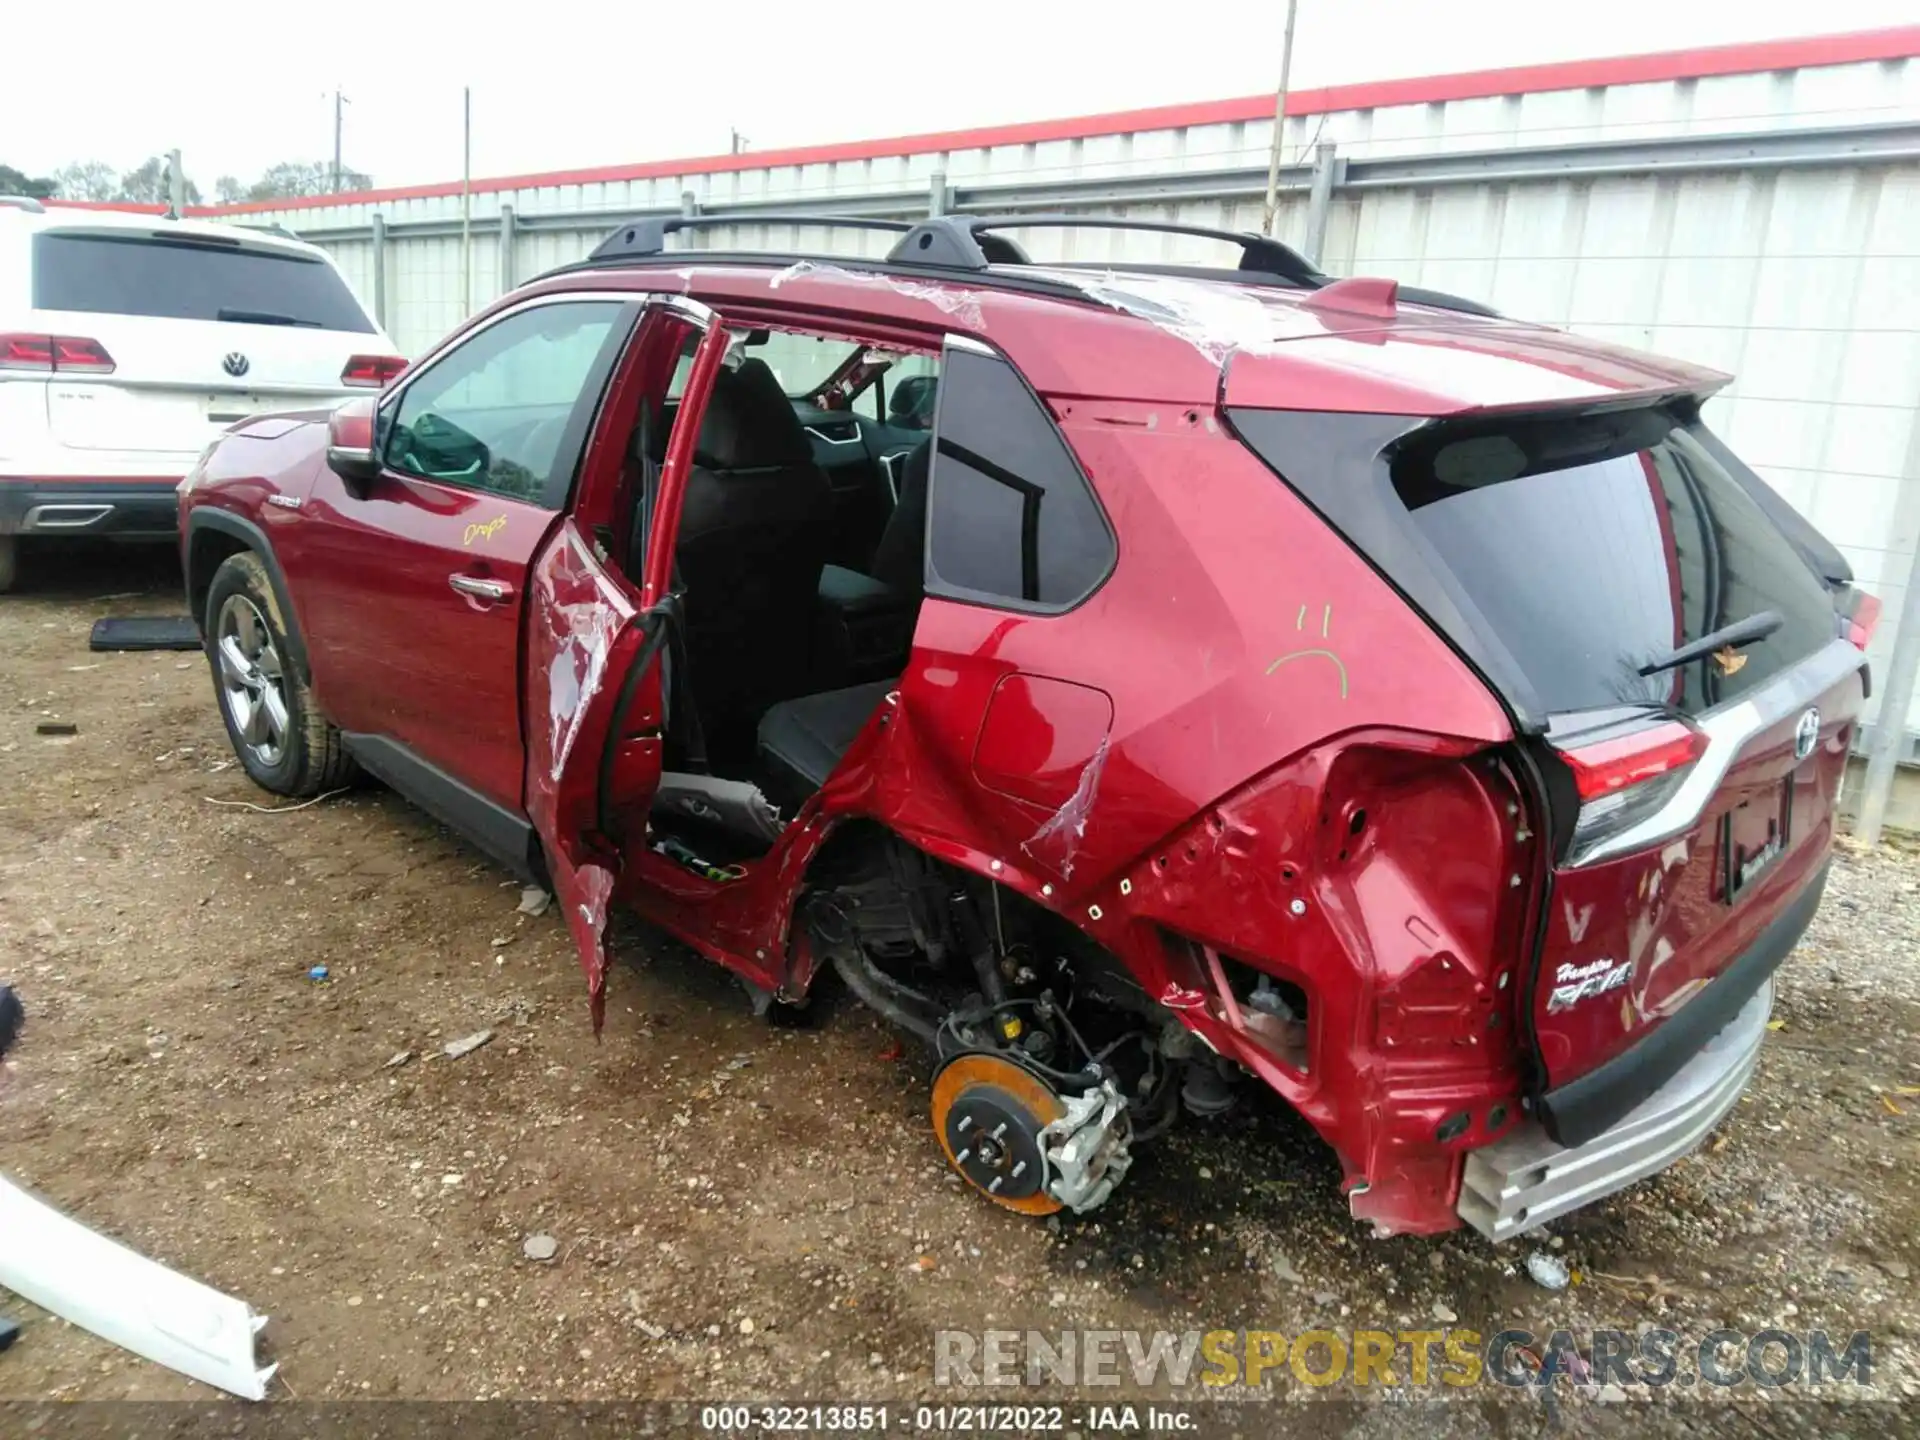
[523,298,730,1028]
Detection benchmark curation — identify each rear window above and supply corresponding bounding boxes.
[1232,404,1838,723]
[32,232,375,333]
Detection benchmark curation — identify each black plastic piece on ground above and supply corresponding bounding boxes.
[0,983,21,1059]
[89,615,200,652]
[0,1316,19,1354]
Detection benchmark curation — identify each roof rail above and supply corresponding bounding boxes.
[570,208,1497,319]
[0,195,48,214]
[590,214,915,263]
[886,215,1325,287]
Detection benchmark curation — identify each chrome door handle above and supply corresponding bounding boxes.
[450,574,513,603]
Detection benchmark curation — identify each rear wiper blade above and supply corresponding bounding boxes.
[1637,610,1783,677]
[215,307,319,327]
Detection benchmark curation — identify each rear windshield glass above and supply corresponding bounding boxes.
[33,233,375,333]
[1233,405,1837,720]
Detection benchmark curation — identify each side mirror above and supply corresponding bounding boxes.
[326,398,382,497]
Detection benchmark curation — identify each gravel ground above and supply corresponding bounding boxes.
[0,543,1916,1437]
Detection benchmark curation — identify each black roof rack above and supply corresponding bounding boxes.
[885,215,1326,288]
[557,210,1496,319]
[589,214,916,263]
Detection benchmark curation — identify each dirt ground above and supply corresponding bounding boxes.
[2,542,1917,1436]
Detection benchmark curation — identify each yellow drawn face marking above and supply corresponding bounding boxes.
[463,514,508,547]
[1267,602,1349,698]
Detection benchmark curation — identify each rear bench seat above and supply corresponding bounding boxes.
[757,681,896,811]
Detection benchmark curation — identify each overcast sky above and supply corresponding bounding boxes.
[6,0,1915,192]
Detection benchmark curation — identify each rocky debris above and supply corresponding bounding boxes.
[442,1030,493,1060]
[1527,1253,1571,1290]
[522,1233,558,1263]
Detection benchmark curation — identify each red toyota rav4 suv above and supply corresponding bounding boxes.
[179,214,1879,1240]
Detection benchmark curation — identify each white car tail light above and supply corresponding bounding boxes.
[341,354,408,388]
[0,333,116,374]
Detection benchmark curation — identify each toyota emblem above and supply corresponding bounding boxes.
[1793,707,1821,762]
[222,352,251,378]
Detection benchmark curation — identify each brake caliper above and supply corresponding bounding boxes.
[1040,1078,1133,1213]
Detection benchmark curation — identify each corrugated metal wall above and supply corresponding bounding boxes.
[242,51,1920,741]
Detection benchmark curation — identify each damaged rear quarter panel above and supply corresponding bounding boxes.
[856,403,1523,1233]
[879,406,1509,897]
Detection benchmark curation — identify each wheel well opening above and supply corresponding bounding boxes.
[187,529,251,628]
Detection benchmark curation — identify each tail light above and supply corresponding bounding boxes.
[1843,588,1881,650]
[0,333,115,374]
[342,354,408,388]
[1557,718,1708,862]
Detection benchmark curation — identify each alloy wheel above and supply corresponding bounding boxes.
[215,594,290,769]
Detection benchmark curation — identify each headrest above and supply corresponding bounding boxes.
[889,374,938,428]
[694,359,813,469]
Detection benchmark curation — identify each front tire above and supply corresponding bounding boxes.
[204,551,356,797]
[0,535,17,594]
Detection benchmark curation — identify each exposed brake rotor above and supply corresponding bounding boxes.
[930,1053,1067,1216]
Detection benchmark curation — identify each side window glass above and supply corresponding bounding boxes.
[385,301,624,505]
[925,345,1114,609]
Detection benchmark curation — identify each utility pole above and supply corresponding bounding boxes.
[1260,0,1301,238]
[730,129,747,156]
[1857,414,1920,845]
[331,89,349,192]
[164,148,185,217]
[461,87,473,316]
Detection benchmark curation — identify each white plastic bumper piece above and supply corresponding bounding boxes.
[0,1174,274,1399]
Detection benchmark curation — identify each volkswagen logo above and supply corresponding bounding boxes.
[1794,707,1821,762]
[222,352,250,378]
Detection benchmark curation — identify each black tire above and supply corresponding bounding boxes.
[0,535,17,594]
[203,550,357,797]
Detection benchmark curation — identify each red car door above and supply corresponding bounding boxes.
[291,297,638,816]
[525,299,729,1025]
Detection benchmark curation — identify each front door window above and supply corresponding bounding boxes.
[383,301,625,506]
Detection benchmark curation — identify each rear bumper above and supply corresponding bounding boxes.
[0,477,182,538]
[1458,978,1772,1242]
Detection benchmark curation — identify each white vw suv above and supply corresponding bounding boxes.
[0,197,404,590]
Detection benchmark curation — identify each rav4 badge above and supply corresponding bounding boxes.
[1546,956,1635,1013]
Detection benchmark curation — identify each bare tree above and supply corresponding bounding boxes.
[52,161,117,201]
[244,161,371,200]
[118,156,202,206]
